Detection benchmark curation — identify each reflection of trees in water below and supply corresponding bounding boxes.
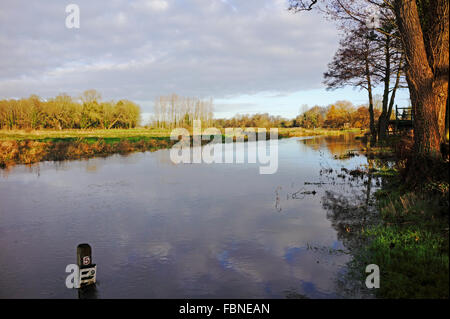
[320,160,382,298]
[322,185,378,252]
[299,133,364,157]
[294,133,385,297]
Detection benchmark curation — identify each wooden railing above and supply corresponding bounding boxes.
[395,106,414,122]
[388,105,414,134]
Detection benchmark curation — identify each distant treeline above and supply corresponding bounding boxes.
[0,90,140,130]
[214,100,385,129]
[1,90,389,131]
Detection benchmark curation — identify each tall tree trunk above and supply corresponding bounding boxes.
[394,0,449,159]
[378,36,392,141]
[366,58,377,145]
[387,55,404,121]
[446,95,449,142]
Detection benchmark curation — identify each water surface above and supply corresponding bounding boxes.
[0,135,376,298]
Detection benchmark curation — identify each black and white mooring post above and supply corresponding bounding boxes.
[76,243,97,287]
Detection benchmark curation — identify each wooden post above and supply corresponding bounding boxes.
[76,243,97,287]
[77,243,92,268]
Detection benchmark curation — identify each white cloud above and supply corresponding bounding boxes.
[116,12,128,26]
[133,0,169,12]
[0,0,339,111]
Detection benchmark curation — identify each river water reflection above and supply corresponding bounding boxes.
[0,134,378,298]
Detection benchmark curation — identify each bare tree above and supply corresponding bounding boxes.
[324,26,378,143]
[152,94,214,129]
[369,9,406,141]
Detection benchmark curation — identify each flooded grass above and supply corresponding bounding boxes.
[334,151,359,160]
[337,146,449,298]
[318,142,449,299]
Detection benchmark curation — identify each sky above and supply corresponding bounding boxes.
[0,0,410,122]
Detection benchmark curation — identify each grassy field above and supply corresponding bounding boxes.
[0,127,364,141]
[278,127,364,137]
[0,128,173,142]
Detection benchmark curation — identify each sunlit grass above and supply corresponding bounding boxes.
[0,128,173,141]
[361,222,449,298]
[0,127,365,141]
[360,174,449,298]
[278,127,364,137]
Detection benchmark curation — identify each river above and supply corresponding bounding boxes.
[0,134,379,298]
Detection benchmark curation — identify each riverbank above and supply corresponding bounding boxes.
[357,139,449,298]
[0,128,364,168]
[0,137,176,169]
[0,127,363,141]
